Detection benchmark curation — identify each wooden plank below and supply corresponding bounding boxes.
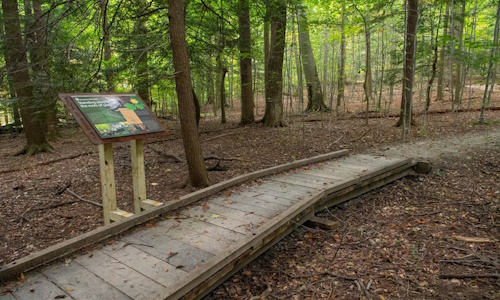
[0,149,348,282]
[286,173,338,187]
[254,181,317,196]
[269,176,327,189]
[155,218,245,253]
[189,202,268,224]
[299,169,352,181]
[99,143,117,226]
[131,139,147,214]
[109,209,134,222]
[42,261,131,300]
[210,197,282,218]
[238,191,298,207]
[245,186,307,201]
[123,232,213,272]
[74,250,164,299]
[182,205,258,234]
[11,273,70,300]
[141,199,162,210]
[290,172,343,184]
[0,293,16,300]
[337,154,395,167]
[304,216,338,230]
[101,241,186,286]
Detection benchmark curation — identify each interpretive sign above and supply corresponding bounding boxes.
[59,93,167,144]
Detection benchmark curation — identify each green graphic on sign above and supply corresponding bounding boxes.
[71,94,164,139]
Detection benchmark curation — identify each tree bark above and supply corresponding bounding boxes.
[453,0,466,106]
[100,0,114,92]
[238,0,254,125]
[396,0,418,128]
[426,6,442,112]
[135,0,150,107]
[262,0,286,127]
[479,0,500,123]
[297,6,328,112]
[436,3,449,101]
[337,1,346,112]
[168,0,209,187]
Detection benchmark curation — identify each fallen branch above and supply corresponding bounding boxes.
[203,131,239,142]
[440,273,500,279]
[32,200,78,211]
[149,147,185,163]
[453,235,494,243]
[350,128,371,142]
[65,189,103,208]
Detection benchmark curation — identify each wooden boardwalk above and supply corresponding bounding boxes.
[0,152,417,300]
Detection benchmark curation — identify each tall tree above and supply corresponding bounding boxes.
[436,3,449,101]
[337,0,346,112]
[452,0,466,107]
[396,0,419,129]
[2,0,51,155]
[168,0,209,187]
[100,0,114,92]
[238,0,254,125]
[297,6,328,112]
[262,0,286,127]
[479,0,500,124]
[135,0,150,107]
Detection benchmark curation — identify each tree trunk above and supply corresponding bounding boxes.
[479,0,500,123]
[220,66,227,124]
[297,6,328,112]
[168,0,209,187]
[135,0,150,107]
[33,0,58,139]
[262,1,286,127]
[322,29,329,97]
[437,3,449,101]
[426,6,442,112]
[396,0,418,128]
[337,1,346,112]
[364,27,373,125]
[2,0,50,155]
[100,0,114,92]
[292,18,304,109]
[238,0,254,125]
[453,0,466,106]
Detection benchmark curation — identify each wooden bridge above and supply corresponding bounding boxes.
[0,150,422,300]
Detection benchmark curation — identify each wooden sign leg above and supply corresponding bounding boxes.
[99,143,117,225]
[131,139,147,214]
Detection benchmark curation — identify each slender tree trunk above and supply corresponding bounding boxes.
[322,29,329,96]
[135,0,150,107]
[2,0,50,155]
[453,0,466,106]
[426,6,442,111]
[337,1,346,112]
[437,3,449,101]
[396,0,419,129]
[377,16,386,110]
[220,66,227,123]
[262,1,286,127]
[292,18,304,108]
[100,0,114,92]
[297,6,328,112]
[364,27,373,125]
[168,0,209,187]
[480,0,500,124]
[238,0,254,125]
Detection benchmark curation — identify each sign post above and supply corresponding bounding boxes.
[59,93,168,225]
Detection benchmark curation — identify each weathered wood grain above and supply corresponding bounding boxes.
[101,241,186,286]
[10,273,70,300]
[122,233,212,272]
[74,250,163,299]
[42,261,131,300]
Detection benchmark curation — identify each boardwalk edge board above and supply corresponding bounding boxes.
[150,158,417,300]
[0,149,349,282]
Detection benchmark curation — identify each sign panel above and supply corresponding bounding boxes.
[59,93,168,144]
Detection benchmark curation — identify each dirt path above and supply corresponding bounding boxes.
[374,126,500,162]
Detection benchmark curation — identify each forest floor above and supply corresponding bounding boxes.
[0,95,499,298]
